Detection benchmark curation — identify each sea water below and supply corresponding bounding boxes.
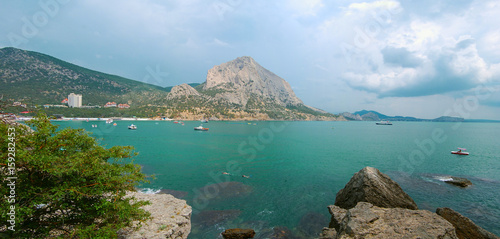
[54,120,500,238]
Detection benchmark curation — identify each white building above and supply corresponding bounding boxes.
[68,93,82,108]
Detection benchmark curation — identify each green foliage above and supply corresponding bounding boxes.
[0,114,150,238]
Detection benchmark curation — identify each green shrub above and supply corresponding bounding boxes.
[0,114,150,238]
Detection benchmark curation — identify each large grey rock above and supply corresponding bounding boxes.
[436,207,499,239]
[334,167,418,210]
[335,202,458,239]
[118,192,192,239]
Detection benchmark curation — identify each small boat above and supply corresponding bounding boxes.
[451,148,469,155]
[201,119,209,123]
[128,124,137,130]
[376,120,392,125]
[105,118,113,124]
[194,125,208,131]
[174,121,179,124]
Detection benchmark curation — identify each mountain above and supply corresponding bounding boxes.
[0,47,169,107]
[344,110,464,122]
[0,48,341,120]
[202,56,303,107]
[163,56,341,120]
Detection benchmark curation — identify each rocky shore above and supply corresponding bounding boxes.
[118,192,192,239]
[320,167,499,239]
[119,167,499,239]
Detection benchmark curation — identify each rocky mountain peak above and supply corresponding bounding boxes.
[203,56,303,107]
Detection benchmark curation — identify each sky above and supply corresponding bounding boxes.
[1,0,500,119]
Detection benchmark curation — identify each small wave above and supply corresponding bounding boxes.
[434,176,453,182]
[138,188,161,194]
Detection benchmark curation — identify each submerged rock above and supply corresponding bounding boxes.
[192,210,241,228]
[436,207,499,239]
[194,181,253,203]
[297,212,329,237]
[118,192,192,239]
[222,228,256,239]
[334,167,418,210]
[334,202,458,239]
[269,226,298,239]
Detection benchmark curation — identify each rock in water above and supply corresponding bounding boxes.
[436,207,500,239]
[444,177,473,188]
[222,228,256,239]
[334,166,418,210]
[335,202,458,239]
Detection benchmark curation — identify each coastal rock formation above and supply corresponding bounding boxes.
[118,192,192,239]
[328,202,458,239]
[334,167,418,210]
[221,228,256,239]
[436,207,500,239]
[166,83,201,100]
[203,56,303,107]
[444,176,473,188]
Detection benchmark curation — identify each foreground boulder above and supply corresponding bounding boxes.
[436,207,499,239]
[334,167,418,210]
[221,228,256,239]
[118,192,192,239]
[328,202,458,239]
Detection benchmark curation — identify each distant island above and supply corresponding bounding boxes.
[341,110,500,122]
[0,47,342,121]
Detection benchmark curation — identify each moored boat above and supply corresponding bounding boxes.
[128,124,137,130]
[451,148,469,155]
[194,125,208,131]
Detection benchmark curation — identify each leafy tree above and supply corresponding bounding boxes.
[0,113,150,238]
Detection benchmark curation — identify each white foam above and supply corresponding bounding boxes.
[435,176,453,182]
[138,188,161,194]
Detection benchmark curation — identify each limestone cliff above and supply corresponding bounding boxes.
[203,56,303,107]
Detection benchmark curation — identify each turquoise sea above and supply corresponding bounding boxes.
[55,120,500,238]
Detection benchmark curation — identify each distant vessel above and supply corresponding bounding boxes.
[128,124,137,130]
[105,118,113,124]
[451,148,469,155]
[194,125,208,131]
[376,121,392,125]
[201,119,209,123]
